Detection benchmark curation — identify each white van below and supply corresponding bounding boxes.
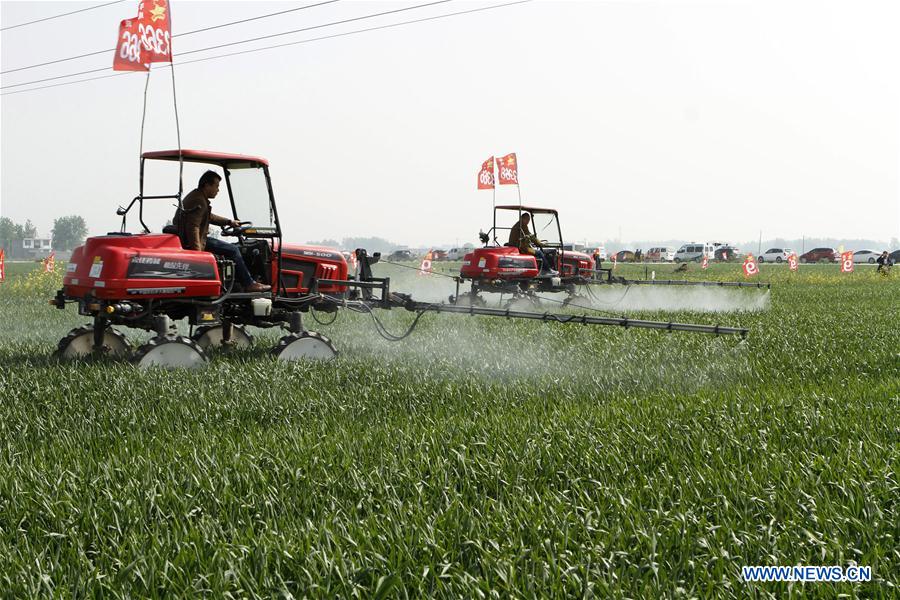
[448,246,474,261]
[674,242,714,262]
[646,247,676,262]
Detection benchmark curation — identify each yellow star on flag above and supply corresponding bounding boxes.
[150,1,167,23]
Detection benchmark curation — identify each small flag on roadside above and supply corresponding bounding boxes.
[496,153,518,185]
[612,254,617,270]
[701,255,709,270]
[788,253,798,272]
[43,252,56,273]
[477,157,495,190]
[840,251,854,273]
[419,250,433,276]
[743,254,758,277]
[0,249,5,282]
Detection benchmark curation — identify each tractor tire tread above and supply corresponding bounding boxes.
[55,325,132,359]
[132,335,208,366]
[272,331,338,360]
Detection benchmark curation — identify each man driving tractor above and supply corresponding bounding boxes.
[508,212,558,276]
[173,170,271,293]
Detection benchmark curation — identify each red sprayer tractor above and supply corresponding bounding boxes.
[451,205,768,309]
[52,150,749,368]
[453,205,607,308]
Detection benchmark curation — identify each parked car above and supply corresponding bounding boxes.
[852,250,879,264]
[714,246,741,261]
[431,249,448,261]
[448,246,473,261]
[889,249,900,263]
[674,243,713,262]
[757,248,794,263]
[646,246,675,262]
[614,250,635,262]
[388,250,413,261]
[799,247,837,263]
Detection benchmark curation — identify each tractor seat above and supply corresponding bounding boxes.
[162,225,177,235]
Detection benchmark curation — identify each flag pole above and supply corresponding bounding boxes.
[516,158,522,205]
[168,71,183,202]
[167,2,183,202]
[169,62,183,201]
[138,66,151,191]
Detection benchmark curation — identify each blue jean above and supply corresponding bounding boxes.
[205,237,254,286]
[534,249,554,272]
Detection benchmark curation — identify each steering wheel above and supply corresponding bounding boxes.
[221,221,253,238]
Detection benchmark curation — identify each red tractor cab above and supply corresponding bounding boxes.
[54,149,355,367]
[455,205,597,306]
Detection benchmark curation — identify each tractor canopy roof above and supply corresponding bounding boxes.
[142,149,268,169]
[495,205,558,215]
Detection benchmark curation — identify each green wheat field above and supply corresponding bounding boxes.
[0,260,897,598]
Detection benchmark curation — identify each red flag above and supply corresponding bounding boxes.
[477,157,495,190]
[701,255,709,270]
[788,253,798,272]
[742,254,758,277]
[113,18,148,71]
[138,0,173,63]
[0,249,5,282]
[840,251,854,273]
[418,251,433,276]
[496,153,518,185]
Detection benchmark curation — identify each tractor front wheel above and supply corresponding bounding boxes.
[455,292,487,307]
[133,336,208,369]
[506,294,542,312]
[562,294,590,309]
[192,324,253,351]
[56,326,132,360]
[273,331,337,362]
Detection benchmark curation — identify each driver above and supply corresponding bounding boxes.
[173,170,271,293]
[508,212,558,276]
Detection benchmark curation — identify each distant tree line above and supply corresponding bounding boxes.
[305,236,398,254]
[0,215,89,252]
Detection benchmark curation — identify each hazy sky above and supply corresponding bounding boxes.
[2,0,898,248]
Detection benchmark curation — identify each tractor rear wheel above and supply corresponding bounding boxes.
[192,324,253,351]
[133,335,208,369]
[273,331,337,362]
[56,326,131,359]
